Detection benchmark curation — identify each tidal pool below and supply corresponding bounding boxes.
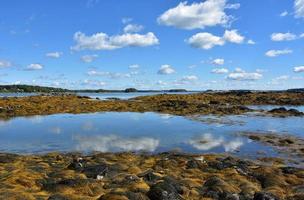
[1,112,303,161]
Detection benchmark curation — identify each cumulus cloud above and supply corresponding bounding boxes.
[223,30,245,43]
[211,58,225,65]
[295,0,304,18]
[81,54,99,63]
[187,29,245,50]
[46,52,62,58]
[227,68,263,81]
[188,32,225,49]
[157,65,176,75]
[294,66,304,72]
[0,60,12,68]
[212,68,229,74]
[71,31,159,51]
[123,24,144,33]
[157,0,237,30]
[26,63,43,70]
[271,32,297,41]
[265,49,293,57]
[75,135,159,152]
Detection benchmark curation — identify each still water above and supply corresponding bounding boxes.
[0,112,303,159]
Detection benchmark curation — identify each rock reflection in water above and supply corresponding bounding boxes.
[75,135,160,152]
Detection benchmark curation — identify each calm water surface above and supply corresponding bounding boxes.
[0,112,303,161]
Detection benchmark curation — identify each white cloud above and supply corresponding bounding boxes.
[81,54,98,63]
[129,64,140,69]
[46,52,62,58]
[82,79,106,87]
[87,70,133,79]
[280,11,288,17]
[247,39,256,45]
[295,0,304,18]
[223,30,245,43]
[227,68,263,81]
[212,68,229,74]
[225,3,240,9]
[71,31,159,51]
[157,65,176,75]
[294,66,304,72]
[181,75,198,81]
[187,32,225,49]
[274,75,289,81]
[212,58,225,65]
[26,63,43,70]
[271,32,297,41]
[157,0,236,30]
[122,17,133,24]
[265,49,293,57]
[75,135,159,152]
[187,29,245,50]
[0,60,12,68]
[123,24,144,33]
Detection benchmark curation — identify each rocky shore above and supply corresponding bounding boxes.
[1,152,304,200]
[0,91,304,119]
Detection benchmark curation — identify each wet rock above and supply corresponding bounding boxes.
[67,157,85,171]
[147,177,184,200]
[0,153,18,163]
[138,169,161,184]
[48,194,69,200]
[268,107,304,116]
[201,176,238,199]
[82,164,109,179]
[253,192,280,200]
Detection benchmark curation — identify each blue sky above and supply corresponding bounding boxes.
[0,0,304,90]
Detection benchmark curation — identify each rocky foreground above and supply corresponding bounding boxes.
[0,152,304,200]
[0,91,304,119]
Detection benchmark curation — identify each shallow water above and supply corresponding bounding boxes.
[1,112,303,161]
[248,105,304,112]
[76,92,197,100]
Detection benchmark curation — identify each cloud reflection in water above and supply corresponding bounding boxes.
[189,133,244,152]
[75,135,159,152]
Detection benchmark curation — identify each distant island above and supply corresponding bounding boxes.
[0,84,189,93]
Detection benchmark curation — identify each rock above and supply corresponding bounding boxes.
[48,194,69,200]
[83,164,109,179]
[67,157,85,171]
[253,192,280,200]
[202,176,238,199]
[268,107,304,116]
[147,177,184,200]
[138,169,161,184]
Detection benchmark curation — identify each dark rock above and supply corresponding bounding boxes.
[67,157,85,171]
[82,164,108,179]
[0,153,18,163]
[138,169,161,183]
[147,177,184,200]
[48,194,69,200]
[253,192,280,200]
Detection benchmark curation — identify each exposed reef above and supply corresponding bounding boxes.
[1,152,304,200]
[1,91,304,119]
